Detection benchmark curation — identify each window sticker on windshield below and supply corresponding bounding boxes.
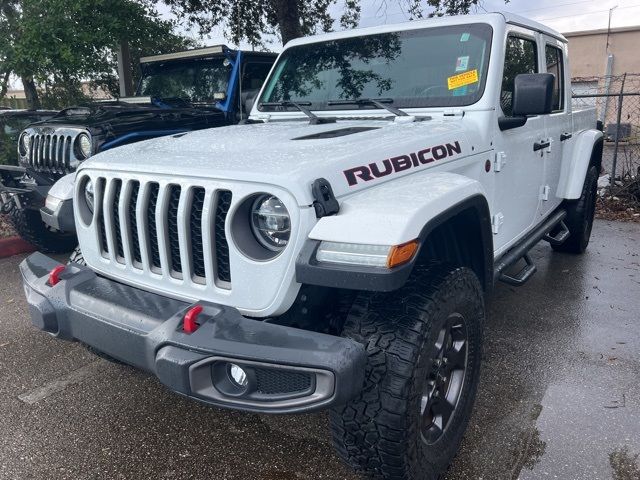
[453,86,469,97]
[456,56,470,72]
[447,69,479,90]
[460,33,471,42]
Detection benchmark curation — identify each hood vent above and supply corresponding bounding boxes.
[292,126,380,140]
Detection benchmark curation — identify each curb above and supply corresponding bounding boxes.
[0,236,37,259]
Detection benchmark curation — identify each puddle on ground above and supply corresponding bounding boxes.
[509,404,547,479]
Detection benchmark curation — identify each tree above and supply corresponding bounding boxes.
[425,0,493,17]
[163,0,505,48]
[162,0,338,47]
[0,0,193,109]
[0,1,20,102]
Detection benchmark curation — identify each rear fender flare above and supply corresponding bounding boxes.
[557,129,603,200]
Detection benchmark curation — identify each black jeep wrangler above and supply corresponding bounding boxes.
[0,45,276,252]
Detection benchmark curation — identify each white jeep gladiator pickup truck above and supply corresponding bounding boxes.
[20,12,602,480]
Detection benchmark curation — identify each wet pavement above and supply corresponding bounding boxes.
[0,219,638,480]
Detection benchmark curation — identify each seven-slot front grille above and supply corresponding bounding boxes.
[95,177,232,287]
[26,132,76,174]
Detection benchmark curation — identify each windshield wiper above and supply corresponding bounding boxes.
[259,101,336,124]
[327,97,409,117]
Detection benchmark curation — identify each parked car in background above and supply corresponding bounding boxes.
[0,109,58,166]
[0,45,277,253]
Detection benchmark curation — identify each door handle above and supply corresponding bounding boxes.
[560,132,573,141]
[533,140,551,152]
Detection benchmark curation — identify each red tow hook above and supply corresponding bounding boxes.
[48,265,66,286]
[183,305,203,334]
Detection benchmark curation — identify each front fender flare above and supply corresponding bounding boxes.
[48,172,75,201]
[40,172,76,232]
[309,172,489,245]
[296,172,493,293]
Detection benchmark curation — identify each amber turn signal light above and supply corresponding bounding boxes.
[387,240,419,268]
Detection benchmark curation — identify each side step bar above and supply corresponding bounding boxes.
[499,254,537,286]
[494,210,567,287]
[543,220,570,246]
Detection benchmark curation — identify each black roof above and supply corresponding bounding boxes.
[0,109,59,118]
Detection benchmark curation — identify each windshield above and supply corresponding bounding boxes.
[2,114,52,138]
[259,23,492,111]
[137,57,232,103]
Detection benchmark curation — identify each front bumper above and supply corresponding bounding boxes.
[21,252,366,413]
[0,165,51,210]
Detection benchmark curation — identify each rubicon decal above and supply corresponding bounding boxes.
[343,141,462,186]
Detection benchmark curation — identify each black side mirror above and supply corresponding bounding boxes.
[512,73,554,116]
[499,73,554,131]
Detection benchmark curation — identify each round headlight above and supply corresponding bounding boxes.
[19,133,30,156]
[76,133,92,159]
[84,179,95,213]
[250,195,290,251]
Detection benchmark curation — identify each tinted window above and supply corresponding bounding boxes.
[259,24,493,111]
[242,62,273,91]
[501,36,538,116]
[545,45,564,111]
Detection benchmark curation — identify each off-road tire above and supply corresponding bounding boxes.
[552,164,598,254]
[9,207,76,254]
[68,246,86,266]
[330,263,485,480]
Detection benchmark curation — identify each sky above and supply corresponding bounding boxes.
[160,0,640,51]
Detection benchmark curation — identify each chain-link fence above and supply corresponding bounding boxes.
[572,73,640,182]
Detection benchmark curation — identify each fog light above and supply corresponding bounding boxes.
[228,363,248,388]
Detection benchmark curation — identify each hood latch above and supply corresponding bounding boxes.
[311,178,340,218]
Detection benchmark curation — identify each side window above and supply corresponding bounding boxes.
[501,36,538,116]
[545,45,564,111]
[242,62,273,91]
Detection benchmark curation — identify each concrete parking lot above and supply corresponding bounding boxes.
[0,219,638,480]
